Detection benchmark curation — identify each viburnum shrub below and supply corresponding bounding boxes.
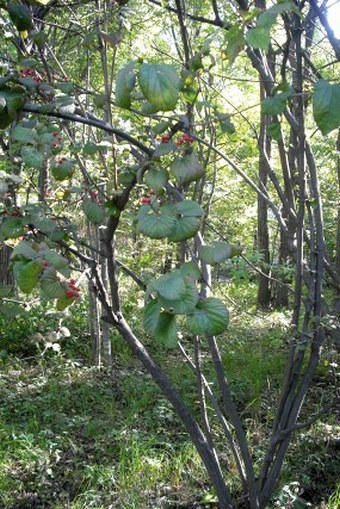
[0,1,338,508]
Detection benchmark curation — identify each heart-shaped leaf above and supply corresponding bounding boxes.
[51,160,75,181]
[158,277,198,315]
[21,146,44,169]
[154,141,176,157]
[152,269,187,301]
[11,239,38,260]
[144,300,178,347]
[144,168,169,192]
[82,198,106,225]
[1,217,25,239]
[139,63,180,111]
[199,241,242,265]
[138,203,177,239]
[313,80,340,135]
[187,298,229,336]
[167,200,204,242]
[14,260,42,294]
[40,269,65,299]
[56,294,74,311]
[115,61,137,109]
[12,125,37,144]
[171,152,204,185]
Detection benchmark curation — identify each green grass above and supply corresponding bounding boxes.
[0,280,338,508]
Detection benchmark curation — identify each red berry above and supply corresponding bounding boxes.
[66,290,74,298]
[52,143,57,148]
[141,197,151,204]
[42,261,48,267]
[10,210,20,217]
[69,279,76,285]
[160,134,170,143]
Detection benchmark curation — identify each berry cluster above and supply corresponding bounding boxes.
[66,279,80,299]
[160,134,170,143]
[52,131,63,148]
[176,133,194,146]
[82,187,104,205]
[10,210,21,217]
[141,197,151,204]
[19,68,42,83]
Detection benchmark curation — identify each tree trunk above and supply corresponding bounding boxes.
[257,83,271,308]
[335,129,340,312]
[0,245,13,285]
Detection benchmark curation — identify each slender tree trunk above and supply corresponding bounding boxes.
[257,83,271,308]
[0,245,13,285]
[335,130,340,311]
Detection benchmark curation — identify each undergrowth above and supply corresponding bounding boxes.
[0,280,338,508]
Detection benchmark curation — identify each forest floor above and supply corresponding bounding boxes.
[0,282,339,509]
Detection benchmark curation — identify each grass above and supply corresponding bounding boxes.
[0,281,338,508]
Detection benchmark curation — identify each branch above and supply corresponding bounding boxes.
[147,0,230,28]
[22,104,153,156]
[309,0,340,61]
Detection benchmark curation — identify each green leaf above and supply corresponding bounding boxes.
[225,25,245,65]
[141,101,160,114]
[144,168,168,192]
[0,302,24,317]
[21,146,44,169]
[246,26,271,50]
[138,203,177,239]
[56,293,74,311]
[153,121,169,134]
[167,200,204,243]
[82,198,106,225]
[42,250,69,274]
[7,3,32,31]
[152,269,187,301]
[144,300,178,347]
[143,299,161,335]
[189,52,203,72]
[199,241,233,265]
[0,284,13,298]
[11,239,38,260]
[158,277,199,315]
[313,80,340,135]
[115,61,137,109]
[262,90,292,115]
[40,269,65,299]
[1,217,25,239]
[0,87,25,128]
[139,63,180,111]
[14,260,42,294]
[30,31,48,48]
[12,125,37,144]
[269,121,281,140]
[171,152,204,185]
[216,112,235,134]
[246,1,295,51]
[153,141,176,157]
[83,142,99,155]
[187,298,229,336]
[180,261,201,280]
[51,159,75,181]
